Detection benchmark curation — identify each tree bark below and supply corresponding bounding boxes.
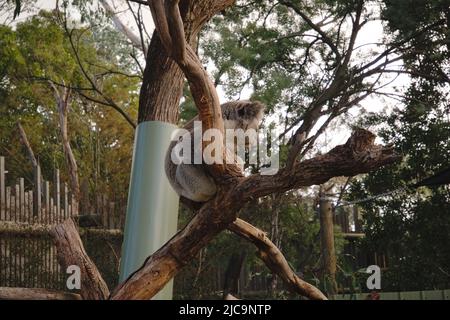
[138,0,236,123]
[50,219,110,300]
[229,218,327,300]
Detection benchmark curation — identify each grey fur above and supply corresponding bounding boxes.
[165,100,265,202]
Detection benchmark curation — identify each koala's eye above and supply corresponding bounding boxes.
[237,107,245,117]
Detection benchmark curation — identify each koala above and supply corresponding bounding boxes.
[165,100,265,203]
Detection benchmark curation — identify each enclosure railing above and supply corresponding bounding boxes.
[0,156,125,228]
[0,156,124,290]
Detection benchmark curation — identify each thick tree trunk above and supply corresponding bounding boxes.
[138,0,236,123]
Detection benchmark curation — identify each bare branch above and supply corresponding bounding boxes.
[16,122,38,168]
[165,0,186,62]
[149,0,173,54]
[63,23,137,128]
[279,0,342,61]
[229,218,327,300]
[100,0,148,55]
[341,0,364,68]
[50,219,110,300]
[149,0,241,180]
[77,92,137,129]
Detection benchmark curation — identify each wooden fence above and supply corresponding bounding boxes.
[333,289,450,300]
[0,156,76,224]
[0,156,124,291]
[0,156,125,229]
[0,153,369,296]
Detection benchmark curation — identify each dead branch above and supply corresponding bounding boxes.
[16,122,38,168]
[0,287,81,300]
[50,219,110,300]
[48,82,80,213]
[100,0,148,55]
[229,218,327,300]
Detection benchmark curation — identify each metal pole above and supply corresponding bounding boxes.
[119,121,180,300]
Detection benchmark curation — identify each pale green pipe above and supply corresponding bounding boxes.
[119,121,179,300]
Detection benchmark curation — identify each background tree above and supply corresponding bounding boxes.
[348,0,450,291]
[0,10,138,216]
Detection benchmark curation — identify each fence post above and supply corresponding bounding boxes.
[0,157,5,220]
[18,178,24,222]
[33,164,42,219]
[44,181,50,223]
[63,183,68,219]
[14,182,19,222]
[53,169,60,222]
[6,187,10,220]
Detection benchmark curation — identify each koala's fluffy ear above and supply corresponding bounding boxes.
[247,101,265,119]
[252,101,265,112]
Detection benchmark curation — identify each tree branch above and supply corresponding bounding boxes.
[50,219,110,300]
[16,122,38,168]
[62,23,137,128]
[229,218,327,300]
[110,128,400,300]
[279,0,342,61]
[100,0,148,55]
